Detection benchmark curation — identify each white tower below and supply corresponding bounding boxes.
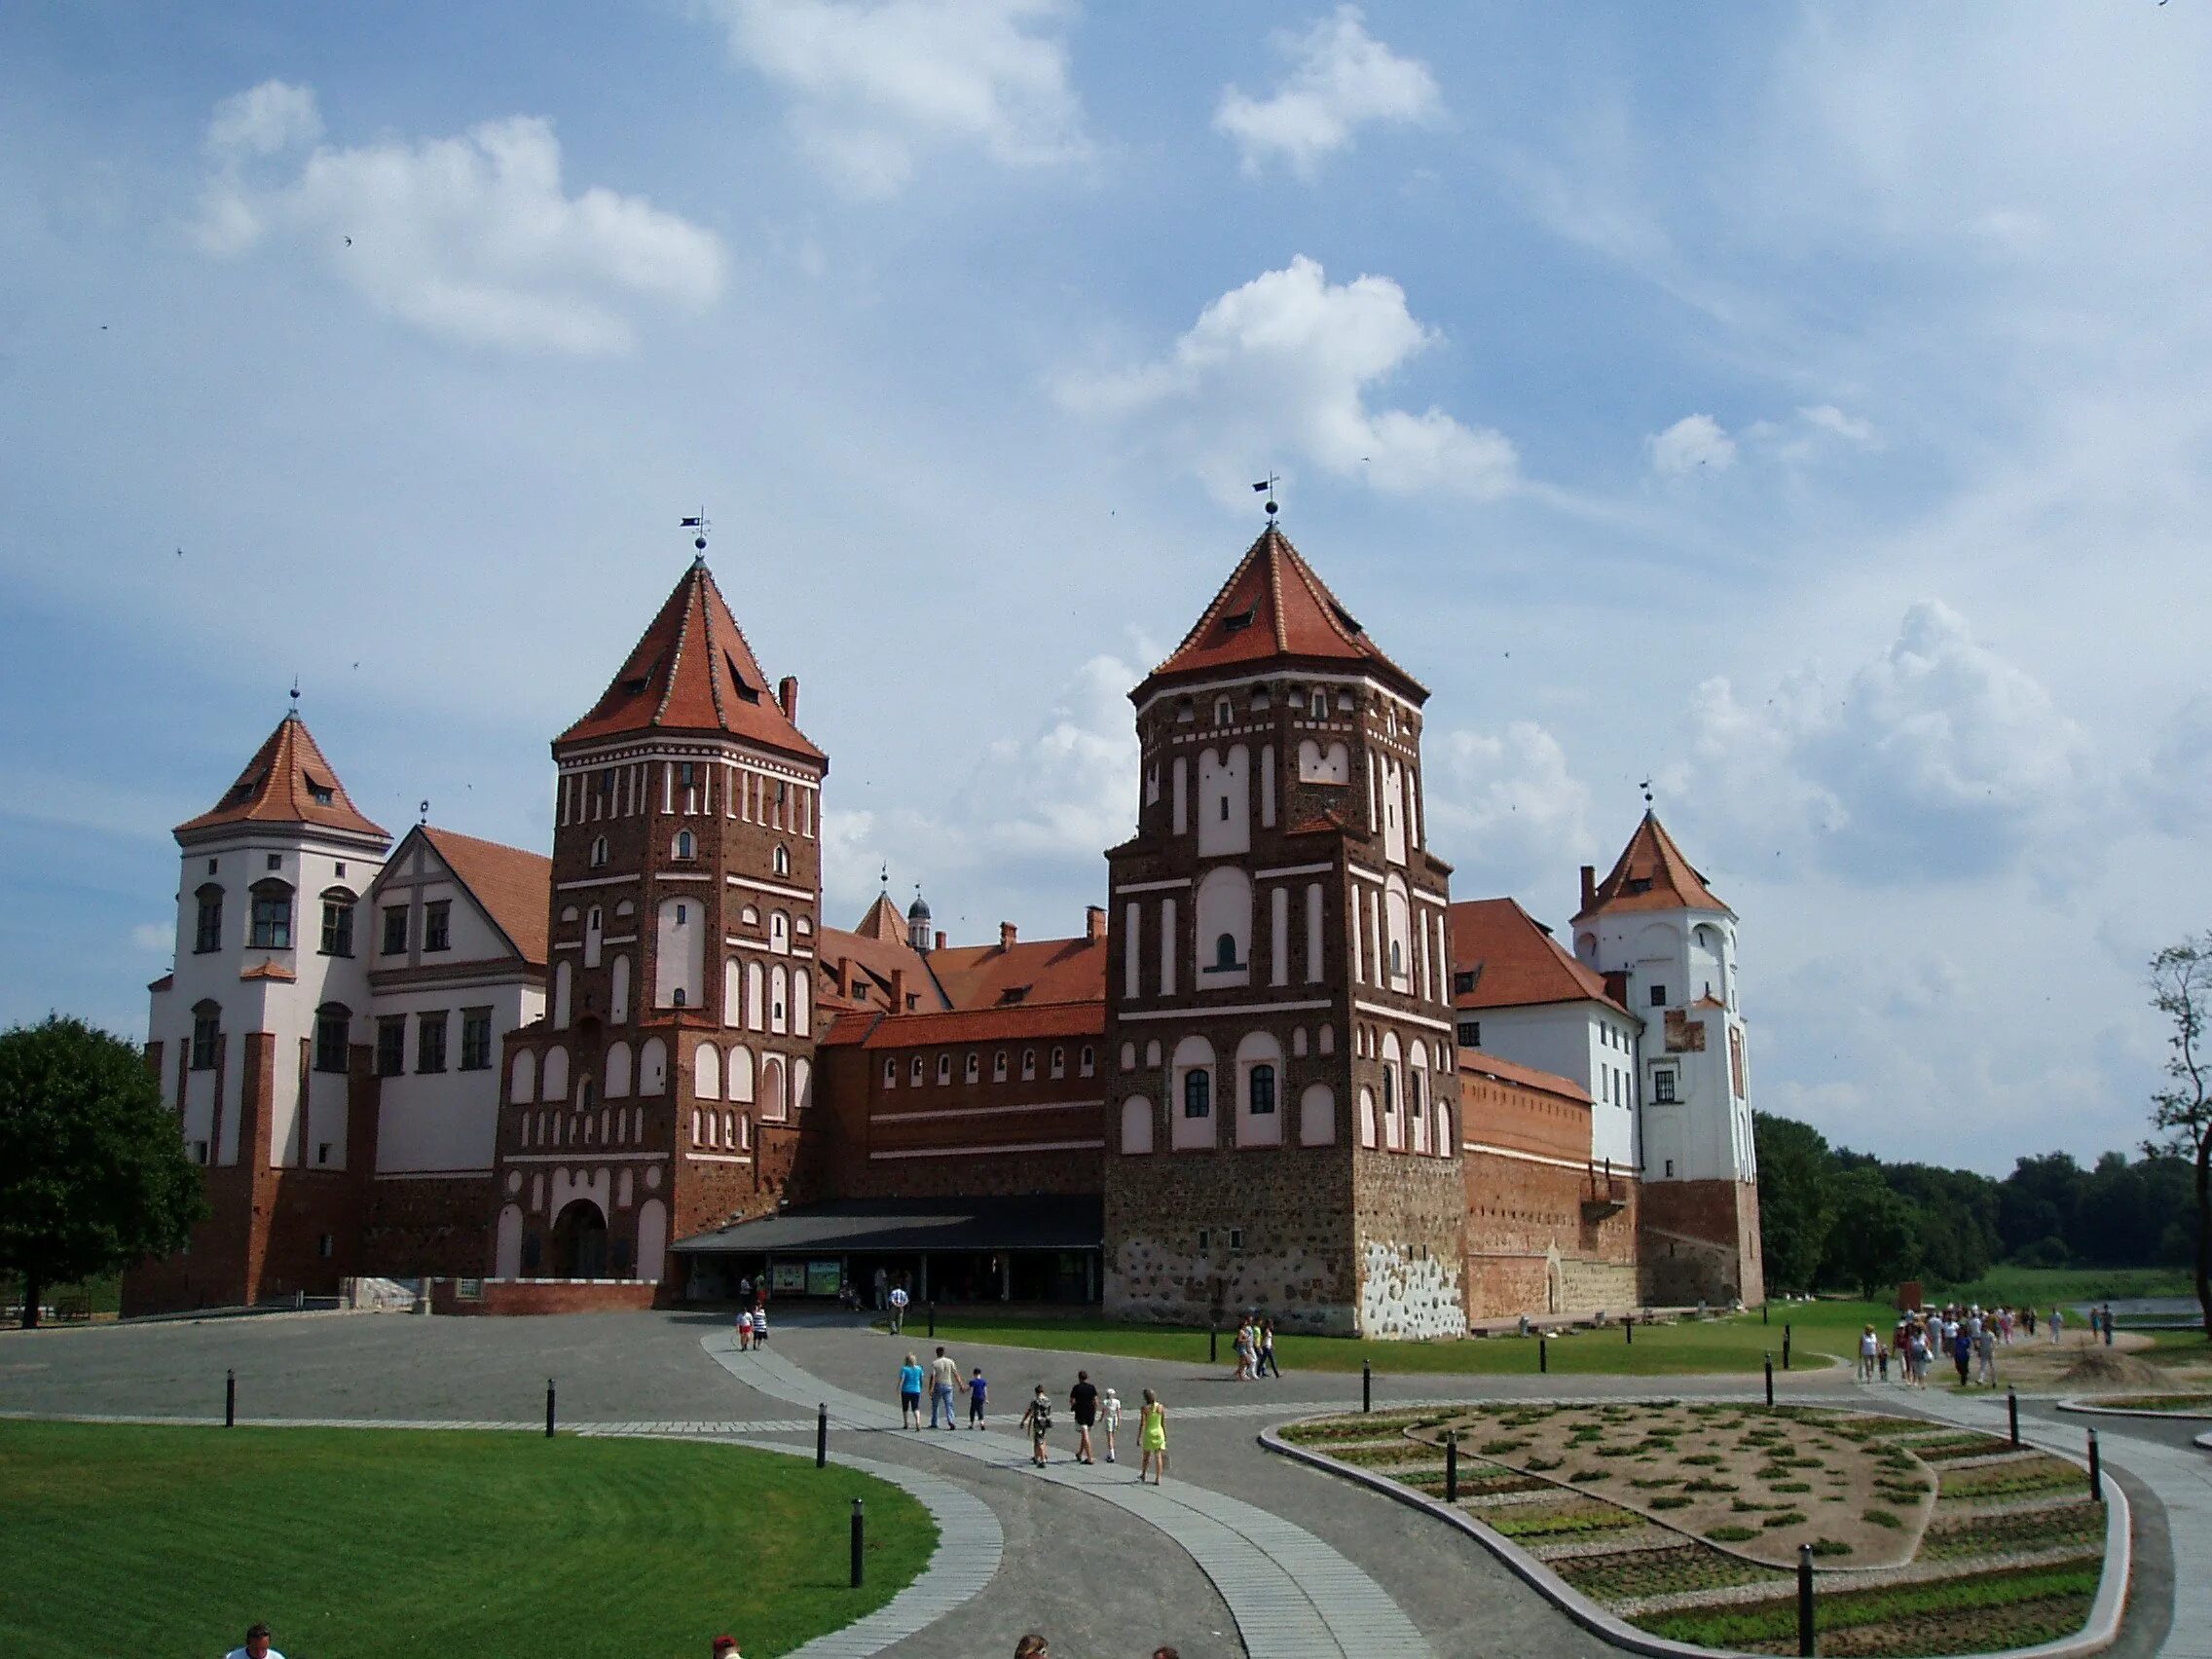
[1573,812,1764,1306]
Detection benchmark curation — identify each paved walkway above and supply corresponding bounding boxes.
[712,1337,1429,1659]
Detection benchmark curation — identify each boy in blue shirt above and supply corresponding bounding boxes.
[968,1367,988,1429]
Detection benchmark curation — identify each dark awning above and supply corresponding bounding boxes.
[670,1195,1103,1256]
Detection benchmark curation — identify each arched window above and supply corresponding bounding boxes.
[580,1078,598,1111]
[609,954,631,1023]
[1120,1095,1154,1155]
[1079,1045,1095,1077]
[193,885,224,954]
[1022,1049,1037,1081]
[695,1044,721,1100]
[248,879,293,949]
[770,911,789,954]
[745,962,764,1032]
[674,830,696,862]
[1050,1046,1065,1079]
[590,835,608,868]
[773,844,791,877]
[936,1053,951,1085]
[793,969,811,1037]
[770,965,788,1034]
[993,1051,1008,1082]
[1183,1069,1210,1119]
[1215,933,1237,970]
[883,1057,897,1088]
[727,1045,754,1103]
[605,1041,633,1098]
[910,1055,926,1085]
[1248,1064,1276,1115]
[1388,939,1403,977]
[965,1051,979,1083]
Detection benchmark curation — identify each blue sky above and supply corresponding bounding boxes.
[5,3,2210,1174]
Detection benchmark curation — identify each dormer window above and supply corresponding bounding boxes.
[1221,608,1254,634]
[727,651,761,702]
[305,774,335,806]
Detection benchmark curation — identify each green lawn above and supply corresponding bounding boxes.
[1929,1266,2196,1307]
[0,1421,934,1658]
[903,1303,1878,1376]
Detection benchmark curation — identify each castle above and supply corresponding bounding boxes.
[129,525,1762,1329]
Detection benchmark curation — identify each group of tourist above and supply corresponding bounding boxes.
[891,1346,1171,1482]
[1857,1302,2101,1388]
[1231,1313,1281,1380]
[732,1281,772,1350]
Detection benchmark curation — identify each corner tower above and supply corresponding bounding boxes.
[1573,812,1764,1306]
[492,553,827,1294]
[1102,525,1466,1336]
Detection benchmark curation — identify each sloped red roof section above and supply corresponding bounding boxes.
[929,933,1108,1011]
[1447,897,1625,1014]
[559,558,825,762]
[421,826,551,967]
[1575,811,1728,920]
[174,713,388,841]
[856,999,1104,1048]
[1458,1048,1593,1105]
[852,892,908,945]
[1134,525,1425,704]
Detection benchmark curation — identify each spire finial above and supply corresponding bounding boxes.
[682,508,711,561]
[288,676,301,715]
[418,797,430,827]
[1251,472,1279,522]
[879,860,889,892]
[1640,777,1655,808]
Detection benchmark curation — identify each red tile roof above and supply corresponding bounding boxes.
[1576,811,1728,920]
[817,920,948,1014]
[852,892,907,945]
[816,1011,880,1048]
[1457,1048,1592,1106]
[1447,897,1626,1014]
[855,999,1105,1048]
[174,713,388,841]
[928,932,1108,1011]
[559,558,825,763]
[1135,525,1425,704]
[421,826,551,967]
[240,961,296,982]
[147,974,174,994]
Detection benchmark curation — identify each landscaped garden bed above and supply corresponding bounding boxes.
[1272,1401,2115,1656]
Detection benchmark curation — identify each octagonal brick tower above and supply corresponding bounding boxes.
[1102,525,1466,1336]
[491,554,827,1293]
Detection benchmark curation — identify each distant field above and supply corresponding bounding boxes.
[1929,1267,2195,1307]
[0,1274,122,1318]
[0,1421,934,1657]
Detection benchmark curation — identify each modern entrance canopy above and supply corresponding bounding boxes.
[670,1195,1103,1257]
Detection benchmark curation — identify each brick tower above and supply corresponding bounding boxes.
[1101,524,1467,1336]
[491,551,826,1294]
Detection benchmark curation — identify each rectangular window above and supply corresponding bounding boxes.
[1653,1069,1677,1104]
[194,892,222,954]
[460,1007,493,1071]
[382,904,408,955]
[1649,983,1668,1007]
[190,1013,220,1070]
[1452,970,1475,995]
[249,889,291,949]
[316,1142,332,1165]
[375,1016,406,1078]
[417,1011,449,1074]
[318,1234,335,1259]
[193,1139,209,1165]
[1456,1018,1480,1047]
[320,899,354,957]
[313,1011,350,1074]
[424,900,451,952]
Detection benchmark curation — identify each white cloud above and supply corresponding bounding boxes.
[1214,6,1440,179]
[1648,413,1736,476]
[1797,404,1879,448]
[1424,721,1594,908]
[130,923,172,955]
[205,80,323,160]
[1058,255,1517,505]
[193,91,725,354]
[713,0,1087,198]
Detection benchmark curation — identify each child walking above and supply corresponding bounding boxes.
[1019,1383,1053,1466]
[736,1309,754,1351]
[968,1367,988,1429]
[1102,1387,1122,1462]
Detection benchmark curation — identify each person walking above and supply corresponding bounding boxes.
[929,1346,960,1430]
[1951,1322,1972,1387]
[899,1353,925,1429]
[1137,1387,1168,1485]
[751,1306,769,1346]
[873,1265,889,1312]
[1974,1321,1998,1386]
[1259,1317,1280,1379]
[1019,1383,1053,1466]
[1858,1324,1878,1383]
[1102,1386,1122,1462]
[1233,1318,1254,1382]
[888,1281,909,1334]
[2049,1306,2064,1345]
[736,1308,754,1352]
[968,1366,989,1429]
[712,1639,741,1659]
[1070,1370,1099,1464]
[225,1621,284,1659]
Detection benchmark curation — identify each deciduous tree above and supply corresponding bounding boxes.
[2149,940,2212,1337]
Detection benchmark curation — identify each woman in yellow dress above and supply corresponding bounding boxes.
[1137,1387,1168,1486]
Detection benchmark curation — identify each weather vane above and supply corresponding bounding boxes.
[1640,777,1655,806]
[682,508,711,555]
[1251,473,1279,520]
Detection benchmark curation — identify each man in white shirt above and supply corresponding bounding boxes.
[888,1282,909,1333]
[225,1621,283,1659]
[928,1346,960,1429]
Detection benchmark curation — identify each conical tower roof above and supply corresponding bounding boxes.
[1133,524,1426,705]
[853,891,907,944]
[1574,811,1729,921]
[173,712,387,842]
[559,557,825,763]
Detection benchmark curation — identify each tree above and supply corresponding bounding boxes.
[0,1015,205,1328]
[1754,1111,1835,1294]
[1825,1168,1920,1301]
[2149,940,2212,1338]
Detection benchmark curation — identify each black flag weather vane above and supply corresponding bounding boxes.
[1253,474,1279,519]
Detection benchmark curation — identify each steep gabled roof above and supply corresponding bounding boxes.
[928,933,1108,1011]
[174,713,388,842]
[852,891,908,945]
[817,921,949,1014]
[420,826,552,967]
[1133,525,1425,705]
[1575,811,1729,921]
[1447,897,1627,1014]
[559,557,825,763]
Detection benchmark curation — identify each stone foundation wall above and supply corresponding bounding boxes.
[361,1175,495,1279]
[1353,1150,1467,1338]
[429,1276,659,1316]
[1640,1178,1764,1306]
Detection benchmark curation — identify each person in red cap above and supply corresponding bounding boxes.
[712,1639,740,1657]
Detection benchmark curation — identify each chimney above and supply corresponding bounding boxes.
[935,930,946,952]
[1086,904,1107,943]
[1580,865,1597,912]
[778,676,799,720]
[999,921,1017,951]
[890,967,907,1014]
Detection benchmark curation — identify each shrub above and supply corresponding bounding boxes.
[1681,1453,1722,1466]
[1809,1538,1854,1558]
[1682,1477,1739,1494]
[1649,1494,1693,1510]
[1864,1509,1901,1529]
[1761,1510,1807,1529]
[1568,1467,1612,1484]
[1705,1525,1759,1542]
[1771,1481,1810,1493]
[1479,1439,1525,1456]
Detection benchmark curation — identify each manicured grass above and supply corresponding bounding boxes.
[0,1272,122,1317]
[0,1420,935,1657]
[907,1303,1881,1375]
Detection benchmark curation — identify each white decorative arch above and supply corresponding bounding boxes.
[726,1044,755,1103]
[1382,875,1412,991]
[746,962,764,1032]
[1234,1028,1284,1148]
[723,957,743,1026]
[793,1055,811,1111]
[1434,1100,1453,1158]
[636,1197,668,1283]
[605,1040,633,1099]
[542,1044,570,1102]
[770,964,789,1034]
[553,960,573,1029]
[1194,865,1253,984]
[759,1054,787,1121]
[495,1203,524,1277]
[1170,1033,1216,1151]
[639,1037,668,1096]
[1120,1095,1154,1155]
[1299,1083,1337,1146]
[1197,744,1251,858]
[508,1049,537,1105]
[656,899,702,1010]
[695,1043,721,1101]
[584,905,604,970]
[1358,1085,1378,1148]
[770,910,790,954]
[793,969,811,1037]
[609,954,631,1024]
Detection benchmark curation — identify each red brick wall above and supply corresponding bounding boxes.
[1640,1178,1765,1307]
[1460,1150,1641,1320]
[430,1277,658,1315]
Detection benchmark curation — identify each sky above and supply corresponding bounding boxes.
[4,2,2209,1178]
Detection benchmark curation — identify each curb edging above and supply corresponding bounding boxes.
[2054,1396,2212,1421]
[1259,1410,2130,1659]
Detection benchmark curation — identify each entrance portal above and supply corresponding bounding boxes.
[552,1198,608,1278]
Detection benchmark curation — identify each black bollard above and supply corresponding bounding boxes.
[1784,1324,1792,1371]
[225,1368,237,1428]
[2008,1387,2020,1447]
[928,1302,936,1339]
[1764,1355,1775,1408]
[1362,1359,1373,1413]
[817,1403,829,1469]
[850,1497,866,1588]
[2087,1429,2102,1503]
[545,1378,556,1438]
[1539,1336,1549,1375]
[1626,1316,1634,1346]
[1210,1324,1219,1365]
[1445,1431,1459,1503]
[1796,1542,1815,1656]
